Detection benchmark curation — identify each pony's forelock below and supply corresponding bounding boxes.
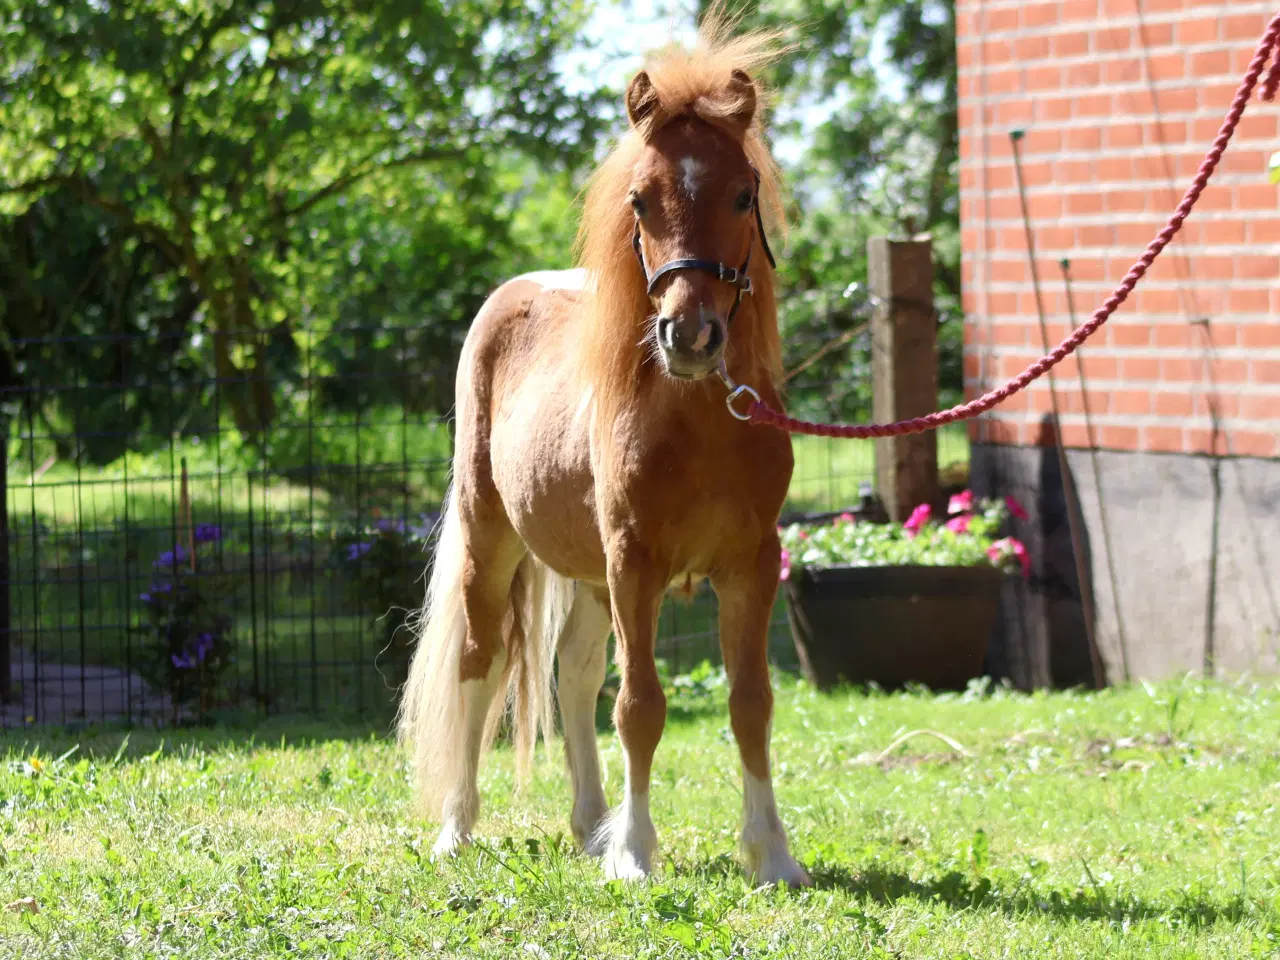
[573,7,789,421]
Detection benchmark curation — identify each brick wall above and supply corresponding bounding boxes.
[958,0,1280,458]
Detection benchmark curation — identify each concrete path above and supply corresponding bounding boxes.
[2,650,170,728]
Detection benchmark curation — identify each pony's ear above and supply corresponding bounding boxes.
[626,70,661,132]
[724,68,758,133]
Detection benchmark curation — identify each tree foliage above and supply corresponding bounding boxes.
[0,0,601,450]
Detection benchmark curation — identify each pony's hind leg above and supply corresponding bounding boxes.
[597,543,666,880]
[712,540,811,887]
[556,585,613,855]
[433,516,526,860]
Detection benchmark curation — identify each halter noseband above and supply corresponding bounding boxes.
[630,168,777,326]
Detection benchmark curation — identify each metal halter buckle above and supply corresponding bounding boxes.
[716,362,761,422]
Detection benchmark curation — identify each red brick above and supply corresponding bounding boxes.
[1211,358,1249,382]
[1103,59,1144,84]
[1028,66,1063,91]
[1146,53,1186,82]
[1065,127,1103,151]
[987,7,1020,30]
[1253,359,1280,384]
[1185,429,1230,456]
[1175,17,1221,45]
[1112,390,1152,415]
[1067,192,1104,215]
[1235,114,1278,141]
[1023,2,1060,28]
[1016,36,1052,61]
[1239,394,1280,420]
[1121,356,1161,379]
[1053,31,1091,57]
[1065,62,1102,87]
[1200,219,1247,244]
[1106,189,1147,213]
[1190,50,1231,77]
[985,68,1022,95]
[1225,14,1267,41]
[1229,431,1279,457]
[1240,324,1280,347]
[1040,96,1072,120]
[1162,356,1200,381]
[1094,27,1132,53]
[1105,124,1144,148]
[1101,425,1140,449]
[1063,0,1100,19]
[1237,254,1279,280]
[1153,391,1194,416]
[1251,219,1280,243]
[1097,156,1132,181]
[1143,426,1185,452]
[1077,225,1116,247]
[1152,324,1193,348]
[1076,94,1113,117]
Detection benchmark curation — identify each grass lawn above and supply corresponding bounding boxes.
[4,676,1280,957]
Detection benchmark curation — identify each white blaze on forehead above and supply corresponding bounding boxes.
[679,156,704,198]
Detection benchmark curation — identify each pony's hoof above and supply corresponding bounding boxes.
[751,854,812,889]
[572,805,610,858]
[604,846,653,881]
[431,823,472,861]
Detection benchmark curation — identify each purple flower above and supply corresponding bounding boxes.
[194,524,222,544]
[346,542,373,561]
[139,591,152,603]
[193,633,215,663]
[376,518,407,535]
[1005,495,1029,521]
[903,503,932,537]
[171,652,194,670]
[948,490,974,515]
[153,546,188,570]
[946,514,972,534]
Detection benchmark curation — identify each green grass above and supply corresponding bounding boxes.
[4,676,1280,957]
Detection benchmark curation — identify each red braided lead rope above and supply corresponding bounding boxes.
[748,12,1280,440]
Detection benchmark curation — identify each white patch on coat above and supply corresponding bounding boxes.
[515,268,587,291]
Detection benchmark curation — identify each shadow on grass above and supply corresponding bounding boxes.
[807,860,1254,928]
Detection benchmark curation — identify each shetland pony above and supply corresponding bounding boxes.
[398,16,809,886]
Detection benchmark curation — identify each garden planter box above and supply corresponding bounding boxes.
[783,565,1006,691]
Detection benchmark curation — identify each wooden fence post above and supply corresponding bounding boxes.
[868,236,939,522]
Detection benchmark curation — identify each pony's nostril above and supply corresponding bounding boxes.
[703,322,724,354]
[657,317,676,350]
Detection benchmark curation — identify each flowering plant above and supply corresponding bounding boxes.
[134,524,238,720]
[333,512,437,683]
[779,492,1031,581]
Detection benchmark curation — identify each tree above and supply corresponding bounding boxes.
[0,0,602,436]
[695,0,961,419]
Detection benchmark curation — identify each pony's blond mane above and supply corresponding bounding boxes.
[573,8,789,422]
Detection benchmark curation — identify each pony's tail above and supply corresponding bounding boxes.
[397,486,573,816]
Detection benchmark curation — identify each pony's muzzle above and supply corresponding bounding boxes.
[656,308,725,380]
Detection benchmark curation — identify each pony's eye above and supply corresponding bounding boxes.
[630,194,647,217]
[734,189,754,213]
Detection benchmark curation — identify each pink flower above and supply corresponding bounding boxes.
[797,530,809,540]
[1005,495,1029,521]
[946,514,972,534]
[948,490,974,515]
[987,537,1031,579]
[833,512,855,526]
[903,503,932,537]
[779,548,791,581]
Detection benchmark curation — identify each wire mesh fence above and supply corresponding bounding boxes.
[1,321,967,728]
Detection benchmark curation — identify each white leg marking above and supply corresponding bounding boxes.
[557,591,611,855]
[599,774,658,881]
[432,654,505,860]
[741,770,810,887]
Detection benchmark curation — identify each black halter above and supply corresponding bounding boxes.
[630,169,777,326]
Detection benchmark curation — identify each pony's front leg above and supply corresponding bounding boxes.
[599,541,666,880]
[713,538,811,887]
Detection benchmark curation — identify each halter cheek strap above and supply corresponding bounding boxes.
[630,169,776,326]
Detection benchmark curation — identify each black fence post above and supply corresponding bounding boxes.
[1,417,9,704]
